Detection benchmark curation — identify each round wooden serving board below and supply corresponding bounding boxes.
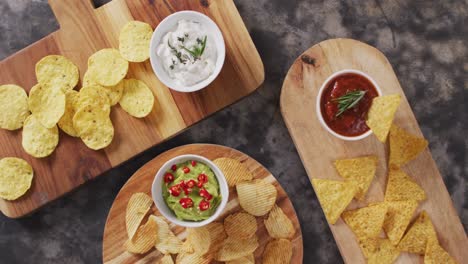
[102,144,303,264]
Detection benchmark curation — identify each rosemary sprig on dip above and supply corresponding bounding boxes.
[332,90,367,117]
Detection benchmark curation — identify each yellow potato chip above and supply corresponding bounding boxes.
[205,221,227,254]
[334,156,378,200]
[398,211,437,254]
[73,105,114,150]
[76,85,111,113]
[215,235,259,262]
[226,254,255,264]
[0,157,33,200]
[35,55,79,91]
[264,204,295,239]
[152,215,184,254]
[382,200,419,245]
[119,21,153,62]
[0,84,30,130]
[366,94,401,142]
[125,193,153,240]
[176,252,210,264]
[224,212,257,239]
[214,158,253,187]
[28,83,66,128]
[311,179,358,224]
[82,71,123,106]
[22,115,59,158]
[366,238,400,264]
[119,79,155,118]
[424,238,457,264]
[125,215,158,254]
[384,166,426,202]
[57,90,79,137]
[183,226,211,255]
[236,179,277,216]
[262,239,293,264]
[159,254,174,264]
[389,124,428,167]
[87,48,128,86]
[342,203,387,240]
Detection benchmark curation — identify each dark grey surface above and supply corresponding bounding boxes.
[0,0,466,263]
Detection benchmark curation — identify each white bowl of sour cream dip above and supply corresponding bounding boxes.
[150,11,226,93]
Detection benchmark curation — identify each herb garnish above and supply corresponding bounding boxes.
[168,40,186,63]
[181,35,207,60]
[332,90,367,117]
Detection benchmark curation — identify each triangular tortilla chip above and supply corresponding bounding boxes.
[398,211,437,254]
[342,203,388,240]
[364,238,401,264]
[366,94,401,142]
[311,179,358,224]
[424,238,457,264]
[383,200,419,245]
[389,124,428,167]
[385,167,426,202]
[334,156,378,200]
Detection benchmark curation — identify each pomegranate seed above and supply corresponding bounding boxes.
[186,179,196,188]
[199,200,210,211]
[169,185,181,196]
[164,173,174,183]
[198,173,207,183]
[171,164,177,171]
[179,197,193,209]
[191,160,197,166]
[183,167,190,173]
[199,189,213,200]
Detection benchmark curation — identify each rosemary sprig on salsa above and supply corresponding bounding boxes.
[332,90,367,117]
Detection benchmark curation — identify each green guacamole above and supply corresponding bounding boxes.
[162,160,221,221]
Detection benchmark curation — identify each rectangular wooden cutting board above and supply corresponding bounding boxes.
[280,38,467,263]
[0,0,264,218]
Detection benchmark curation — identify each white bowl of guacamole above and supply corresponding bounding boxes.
[152,154,229,228]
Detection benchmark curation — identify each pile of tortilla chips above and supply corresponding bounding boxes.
[123,157,296,264]
[312,94,458,263]
[0,20,155,159]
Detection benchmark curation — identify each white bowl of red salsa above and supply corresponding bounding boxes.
[316,69,382,141]
[152,154,229,228]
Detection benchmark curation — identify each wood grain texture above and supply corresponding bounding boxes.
[0,0,264,218]
[102,144,303,264]
[280,38,467,263]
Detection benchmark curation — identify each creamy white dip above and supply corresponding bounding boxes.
[156,20,217,87]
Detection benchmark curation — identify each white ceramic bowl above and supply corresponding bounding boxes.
[316,69,382,141]
[149,11,226,93]
[151,154,229,228]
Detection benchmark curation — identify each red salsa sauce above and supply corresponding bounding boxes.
[320,73,379,137]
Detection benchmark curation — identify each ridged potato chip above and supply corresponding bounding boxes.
[76,85,111,114]
[183,226,211,255]
[262,239,293,264]
[214,158,253,187]
[119,79,154,118]
[82,71,123,106]
[28,84,66,128]
[226,254,255,264]
[384,166,426,202]
[342,203,388,240]
[87,49,128,86]
[125,193,153,240]
[389,124,428,167]
[334,156,378,200]
[237,179,277,217]
[215,235,259,262]
[398,211,437,254]
[159,254,174,264]
[224,212,257,239]
[58,90,79,137]
[35,55,79,91]
[125,215,158,254]
[176,252,210,264]
[119,21,153,62]
[264,204,295,239]
[0,84,30,130]
[311,179,358,224]
[424,238,457,264]
[152,215,184,254]
[366,238,400,264]
[22,115,59,158]
[73,105,114,150]
[382,200,419,245]
[366,94,401,142]
[205,221,227,255]
[0,157,33,200]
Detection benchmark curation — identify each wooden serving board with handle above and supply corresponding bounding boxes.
[102,144,303,263]
[0,0,264,218]
[280,38,467,263]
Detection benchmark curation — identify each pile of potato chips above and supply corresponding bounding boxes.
[312,95,457,263]
[123,157,296,264]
